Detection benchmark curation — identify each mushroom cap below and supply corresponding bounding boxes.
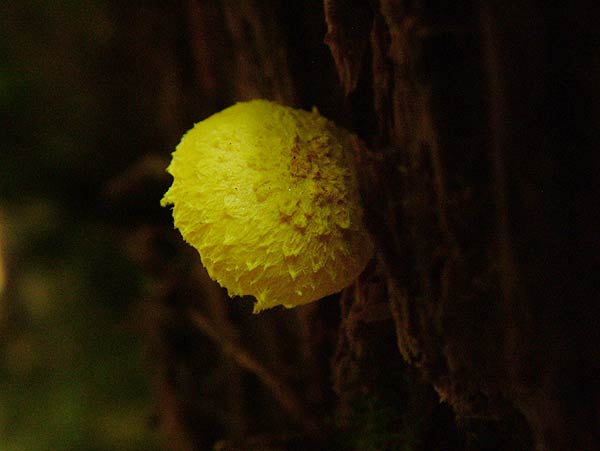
[162,100,373,312]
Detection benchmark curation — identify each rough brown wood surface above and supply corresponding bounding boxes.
[327,1,599,450]
[139,1,600,450]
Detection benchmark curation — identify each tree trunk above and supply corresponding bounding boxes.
[147,1,600,450]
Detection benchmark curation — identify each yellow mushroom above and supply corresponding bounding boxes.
[161,100,373,312]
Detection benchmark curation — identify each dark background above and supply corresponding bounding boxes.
[1,1,599,450]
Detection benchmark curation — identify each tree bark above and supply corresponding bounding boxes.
[147,1,600,450]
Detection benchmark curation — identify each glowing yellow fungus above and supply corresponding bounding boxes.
[161,99,373,312]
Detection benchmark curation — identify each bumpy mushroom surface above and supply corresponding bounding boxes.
[162,100,373,312]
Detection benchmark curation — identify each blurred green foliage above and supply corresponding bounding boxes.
[1,1,163,449]
[0,203,160,451]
